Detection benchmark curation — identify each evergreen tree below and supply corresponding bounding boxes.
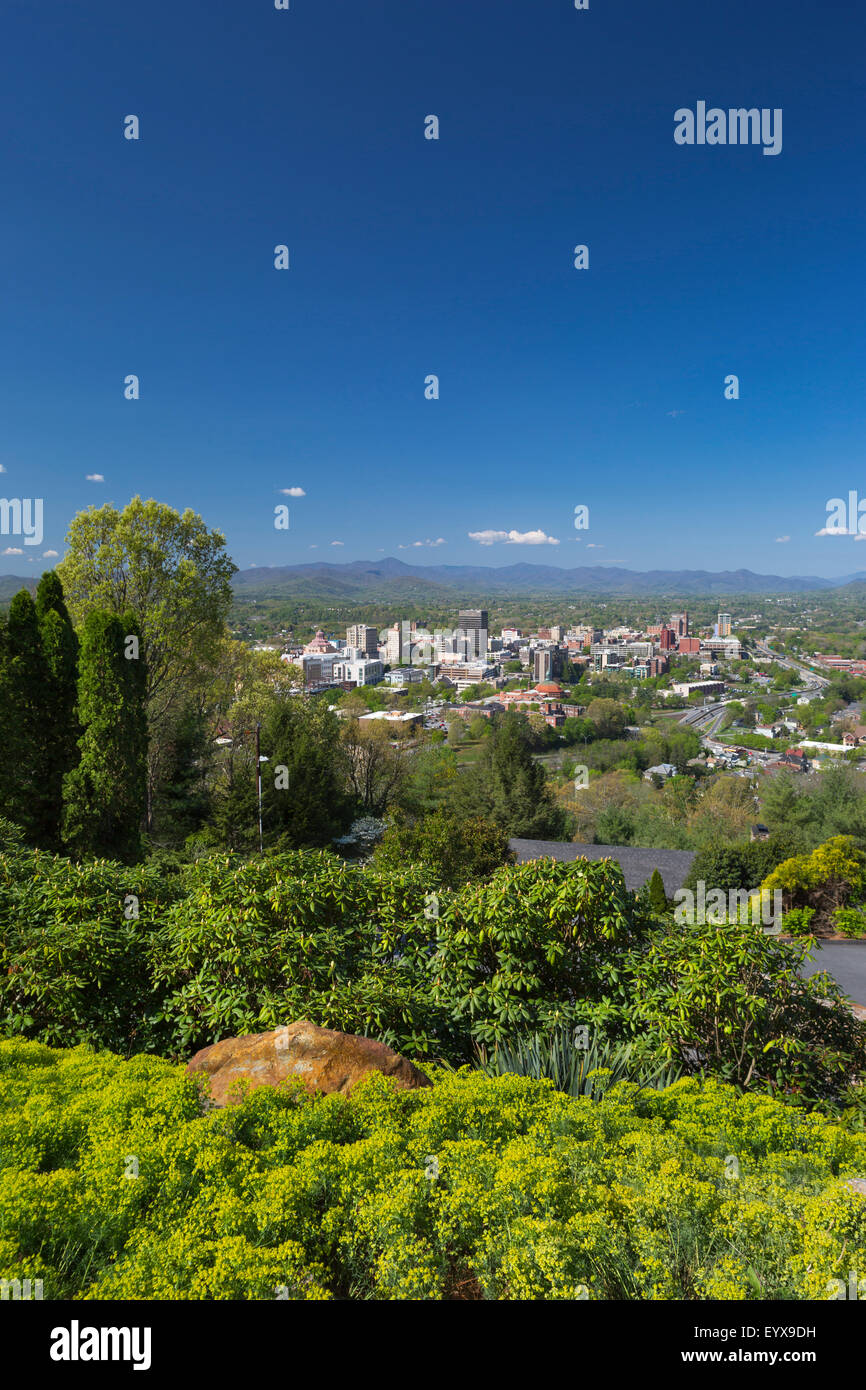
[647,867,669,914]
[150,705,211,846]
[34,571,79,849]
[455,710,571,839]
[261,698,353,849]
[0,590,49,841]
[62,611,148,863]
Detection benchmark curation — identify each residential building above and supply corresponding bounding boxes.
[643,763,678,780]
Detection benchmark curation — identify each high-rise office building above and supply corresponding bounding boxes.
[346,624,379,657]
[671,612,689,638]
[457,609,488,657]
[718,613,732,638]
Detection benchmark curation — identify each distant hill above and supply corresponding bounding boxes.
[0,575,38,603]
[231,559,866,599]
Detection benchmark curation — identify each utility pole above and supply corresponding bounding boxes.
[256,722,263,854]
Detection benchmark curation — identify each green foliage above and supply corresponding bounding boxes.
[454,710,572,839]
[781,906,817,937]
[1,840,863,1106]
[759,835,866,929]
[596,918,866,1102]
[0,856,180,1054]
[34,573,80,850]
[0,590,49,843]
[57,497,237,833]
[373,809,514,888]
[683,833,804,896]
[260,699,354,848]
[832,907,866,939]
[428,857,645,1048]
[761,766,866,854]
[3,1041,866,1301]
[467,1027,682,1098]
[147,852,447,1058]
[62,612,148,864]
[646,868,669,914]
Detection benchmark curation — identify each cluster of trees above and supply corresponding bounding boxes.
[0,573,147,861]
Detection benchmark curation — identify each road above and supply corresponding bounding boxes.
[798,941,866,1009]
[754,640,831,690]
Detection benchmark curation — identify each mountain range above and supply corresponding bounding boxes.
[231,558,866,599]
[3,560,866,606]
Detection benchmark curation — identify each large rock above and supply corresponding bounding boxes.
[185,1020,431,1107]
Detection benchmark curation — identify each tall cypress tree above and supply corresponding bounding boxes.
[62,611,148,863]
[34,571,80,849]
[0,590,49,841]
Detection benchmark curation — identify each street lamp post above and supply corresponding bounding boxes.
[256,723,263,855]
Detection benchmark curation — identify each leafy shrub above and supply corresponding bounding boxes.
[427,856,647,1049]
[759,836,866,930]
[781,906,817,937]
[372,809,514,888]
[3,1040,866,1301]
[148,851,446,1058]
[590,918,866,1104]
[683,834,803,896]
[0,853,181,1055]
[833,907,866,939]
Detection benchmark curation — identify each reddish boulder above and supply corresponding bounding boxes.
[186,1019,431,1107]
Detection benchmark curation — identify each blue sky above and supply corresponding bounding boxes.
[0,0,863,578]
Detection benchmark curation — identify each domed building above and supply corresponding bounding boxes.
[304,628,337,655]
[534,681,563,697]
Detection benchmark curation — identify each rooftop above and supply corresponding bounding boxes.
[508,839,696,897]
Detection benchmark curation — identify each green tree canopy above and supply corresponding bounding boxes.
[57,498,237,826]
[455,710,571,839]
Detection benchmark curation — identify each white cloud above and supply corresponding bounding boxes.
[586,542,604,549]
[775,536,790,544]
[85,473,105,482]
[468,529,559,547]
[331,540,344,547]
[42,549,59,558]
[279,487,306,497]
[815,526,849,536]
[309,544,318,549]
[667,409,685,418]
[0,465,5,473]
[2,546,23,555]
[404,537,446,548]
